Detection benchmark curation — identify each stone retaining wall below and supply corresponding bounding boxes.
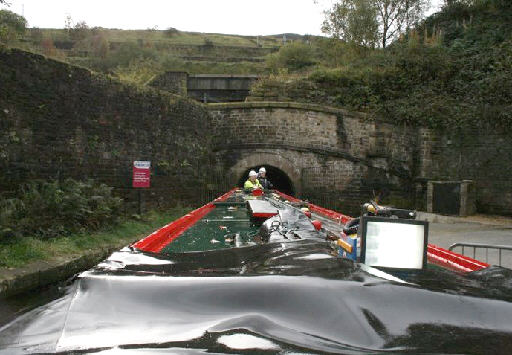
[418,129,512,215]
[0,47,216,208]
[208,102,512,215]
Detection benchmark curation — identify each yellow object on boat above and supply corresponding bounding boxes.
[336,239,353,253]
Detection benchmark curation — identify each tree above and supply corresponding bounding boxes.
[69,20,90,41]
[375,0,430,48]
[322,0,430,48]
[0,9,26,43]
[164,27,179,37]
[322,0,380,48]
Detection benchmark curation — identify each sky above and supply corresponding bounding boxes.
[1,0,444,36]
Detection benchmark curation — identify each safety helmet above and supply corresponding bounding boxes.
[249,170,258,177]
[363,203,376,214]
[259,167,266,173]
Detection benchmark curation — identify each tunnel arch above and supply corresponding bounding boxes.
[228,152,302,196]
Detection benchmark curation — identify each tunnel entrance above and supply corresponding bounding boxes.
[237,165,295,196]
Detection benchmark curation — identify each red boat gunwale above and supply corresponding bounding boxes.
[276,191,489,273]
[274,191,352,224]
[132,188,236,253]
[133,189,490,273]
[427,244,490,273]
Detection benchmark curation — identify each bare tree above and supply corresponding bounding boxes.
[376,0,430,48]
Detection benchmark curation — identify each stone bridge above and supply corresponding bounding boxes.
[208,102,425,214]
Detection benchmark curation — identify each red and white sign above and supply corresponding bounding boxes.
[132,161,151,188]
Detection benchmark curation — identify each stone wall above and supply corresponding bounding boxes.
[417,128,512,215]
[147,71,188,96]
[0,47,217,209]
[2,46,510,215]
[209,102,512,215]
[208,102,418,215]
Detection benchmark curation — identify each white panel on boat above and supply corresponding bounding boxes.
[247,200,279,218]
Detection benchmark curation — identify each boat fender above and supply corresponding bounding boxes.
[300,208,312,218]
[311,220,322,231]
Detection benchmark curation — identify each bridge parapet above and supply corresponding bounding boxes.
[149,72,259,103]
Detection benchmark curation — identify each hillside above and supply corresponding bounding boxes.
[1,9,327,85]
[250,0,512,131]
[12,27,315,84]
[5,0,511,130]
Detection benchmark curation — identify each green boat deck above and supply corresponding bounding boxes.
[160,203,260,254]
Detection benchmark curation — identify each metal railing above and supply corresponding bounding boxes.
[449,242,512,267]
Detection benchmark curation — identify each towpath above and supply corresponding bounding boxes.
[421,214,512,269]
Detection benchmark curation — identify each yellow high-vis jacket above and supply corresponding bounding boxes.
[244,179,262,191]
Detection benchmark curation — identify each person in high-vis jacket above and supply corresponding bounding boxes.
[244,170,262,192]
[258,167,273,190]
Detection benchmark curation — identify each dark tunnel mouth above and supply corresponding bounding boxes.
[238,165,295,196]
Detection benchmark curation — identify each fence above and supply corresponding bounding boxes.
[449,242,512,267]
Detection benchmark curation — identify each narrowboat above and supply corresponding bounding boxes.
[133,188,490,275]
[1,189,511,355]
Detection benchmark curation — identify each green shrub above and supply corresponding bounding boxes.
[164,27,179,37]
[0,179,122,241]
[85,41,159,72]
[113,58,160,85]
[0,9,27,44]
[254,30,512,131]
[203,37,214,48]
[69,21,91,42]
[266,42,316,73]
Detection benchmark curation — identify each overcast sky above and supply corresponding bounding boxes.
[1,0,444,36]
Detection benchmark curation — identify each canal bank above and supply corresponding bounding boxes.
[0,208,189,299]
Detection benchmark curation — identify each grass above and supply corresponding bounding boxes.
[21,27,281,78]
[0,207,189,269]
[36,28,281,48]
[83,29,280,48]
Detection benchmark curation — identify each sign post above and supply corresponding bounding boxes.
[132,161,151,214]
